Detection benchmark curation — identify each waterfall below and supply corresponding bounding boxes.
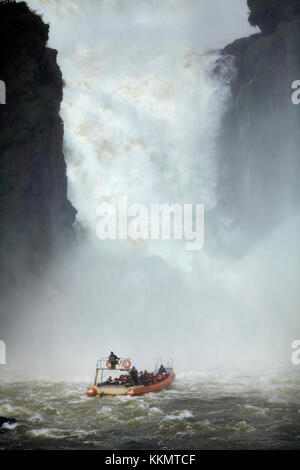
[9,0,298,376]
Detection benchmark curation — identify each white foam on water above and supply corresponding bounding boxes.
[164,409,194,421]
[27,428,67,439]
[28,412,44,423]
[1,421,18,431]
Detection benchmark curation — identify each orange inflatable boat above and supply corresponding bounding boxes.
[85,356,175,397]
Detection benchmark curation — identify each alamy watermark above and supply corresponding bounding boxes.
[0,340,6,365]
[291,84,300,363]
[290,86,300,363]
[96,197,204,251]
[0,80,6,104]
[291,80,300,105]
[291,340,300,365]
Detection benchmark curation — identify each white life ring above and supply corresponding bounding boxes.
[122,359,131,369]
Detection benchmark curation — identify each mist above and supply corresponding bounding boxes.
[3,0,299,378]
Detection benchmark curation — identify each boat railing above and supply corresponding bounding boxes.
[154,358,173,374]
[96,357,132,371]
[166,358,173,369]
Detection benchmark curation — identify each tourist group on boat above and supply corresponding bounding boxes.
[103,364,168,387]
[86,351,175,397]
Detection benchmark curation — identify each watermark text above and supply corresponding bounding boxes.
[96,197,204,251]
[0,80,6,104]
[0,339,6,365]
[291,80,300,105]
[291,340,300,365]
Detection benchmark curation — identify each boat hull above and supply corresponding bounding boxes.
[86,370,176,397]
[126,371,176,396]
[94,385,128,396]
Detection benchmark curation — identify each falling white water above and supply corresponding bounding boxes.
[6,0,299,376]
[27,0,246,269]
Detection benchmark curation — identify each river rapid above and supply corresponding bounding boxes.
[1,368,300,450]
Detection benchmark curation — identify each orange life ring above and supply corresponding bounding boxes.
[122,359,131,369]
[106,360,112,369]
[86,386,97,397]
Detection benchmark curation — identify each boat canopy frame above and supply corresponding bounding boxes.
[93,357,132,386]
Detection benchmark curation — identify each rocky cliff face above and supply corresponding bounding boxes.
[217,0,300,248]
[248,0,300,35]
[0,1,76,288]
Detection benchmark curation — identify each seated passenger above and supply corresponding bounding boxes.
[143,370,149,379]
[129,367,140,385]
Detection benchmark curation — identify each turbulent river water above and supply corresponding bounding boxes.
[1,368,300,450]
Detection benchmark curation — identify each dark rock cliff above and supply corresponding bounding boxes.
[217,0,300,247]
[0,1,76,288]
[248,0,300,35]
